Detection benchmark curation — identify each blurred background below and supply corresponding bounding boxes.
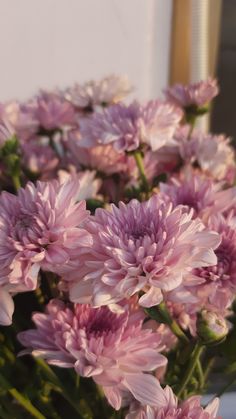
[0,0,234,137]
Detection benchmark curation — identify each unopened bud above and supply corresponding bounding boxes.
[196,310,228,345]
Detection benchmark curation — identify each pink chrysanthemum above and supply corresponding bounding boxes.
[126,383,220,419]
[176,126,236,182]
[69,195,220,309]
[18,299,167,410]
[35,90,76,130]
[79,101,182,152]
[21,138,59,180]
[159,172,236,222]
[1,101,39,140]
[64,74,132,109]
[192,214,236,310]
[164,78,219,108]
[58,168,102,201]
[66,128,129,175]
[0,178,92,325]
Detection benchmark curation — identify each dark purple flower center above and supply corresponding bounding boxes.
[129,225,153,240]
[12,212,42,245]
[15,214,34,230]
[85,308,125,337]
[176,191,200,213]
[194,247,231,283]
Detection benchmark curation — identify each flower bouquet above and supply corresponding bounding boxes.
[0,75,235,418]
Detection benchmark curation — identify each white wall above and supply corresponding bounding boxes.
[0,0,172,101]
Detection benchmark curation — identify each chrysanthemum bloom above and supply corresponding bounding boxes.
[159,172,236,222]
[64,74,132,110]
[1,101,39,140]
[176,127,236,182]
[126,383,220,419]
[0,178,92,325]
[69,195,220,309]
[191,214,236,310]
[18,299,167,410]
[21,139,59,180]
[79,100,182,152]
[58,168,102,201]
[195,134,235,182]
[35,90,76,131]
[66,129,129,175]
[164,78,219,108]
[140,101,183,151]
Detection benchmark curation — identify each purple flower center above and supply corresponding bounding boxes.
[82,307,125,338]
[15,214,34,230]
[194,246,231,283]
[176,191,201,214]
[129,225,153,240]
[11,211,43,245]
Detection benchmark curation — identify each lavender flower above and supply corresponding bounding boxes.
[69,195,220,309]
[79,101,182,152]
[0,177,92,325]
[35,90,76,130]
[192,214,236,310]
[64,74,132,109]
[176,127,236,182]
[165,78,219,108]
[159,172,236,222]
[126,383,220,418]
[67,128,129,175]
[18,299,167,410]
[1,101,39,140]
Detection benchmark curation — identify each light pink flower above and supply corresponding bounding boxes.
[21,138,59,179]
[18,299,167,410]
[35,90,76,130]
[0,178,91,325]
[159,172,236,222]
[79,101,182,152]
[176,127,236,182]
[64,74,132,109]
[126,383,220,418]
[69,196,220,309]
[58,168,102,201]
[66,128,129,175]
[1,101,39,140]
[195,134,235,181]
[165,78,219,108]
[141,101,182,151]
[191,214,236,310]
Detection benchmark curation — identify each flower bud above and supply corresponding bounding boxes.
[196,310,228,345]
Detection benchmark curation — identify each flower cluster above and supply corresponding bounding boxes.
[0,75,234,418]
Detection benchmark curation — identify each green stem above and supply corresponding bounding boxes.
[36,359,85,418]
[176,341,204,398]
[169,319,189,344]
[196,359,204,389]
[11,173,21,191]
[133,151,149,194]
[0,373,45,419]
[145,302,189,343]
